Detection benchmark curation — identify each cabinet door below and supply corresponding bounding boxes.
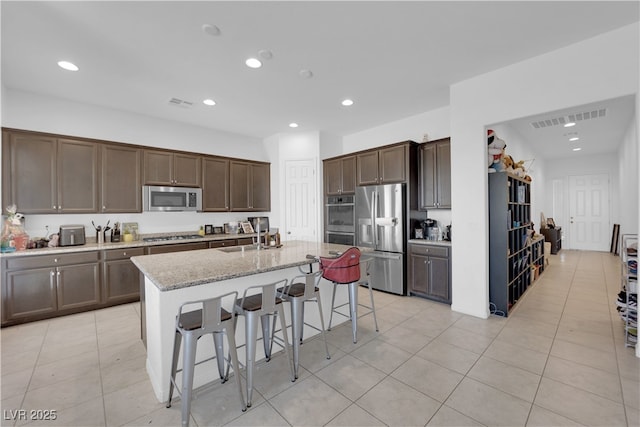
[356,151,380,186]
[409,253,429,295]
[435,140,451,208]
[57,139,99,213]
[419,144,437,209]
[174,153,201,187]
[56,263,101,311]
[341,156,356,194]
[202,156,230,211]
[3,132,57,213]
[324,158,343,195]
[101,144,141,213]
[103,259,140,304]
[229,161,250,210]
[379,145,406,183]
[143,150,173,185]
[146,242,208,255]
[427,256,450,303]
[4,267,57,321]
[250,163,270,211]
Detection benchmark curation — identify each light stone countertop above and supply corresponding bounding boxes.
[408,239,452,246]
[0,233,258,258]
[131,240,364,292]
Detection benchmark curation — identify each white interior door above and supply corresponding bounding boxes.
[569,174,610,251]
[284,159,317,242]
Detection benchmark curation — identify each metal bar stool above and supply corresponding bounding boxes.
[233,279,295,407]
[166,291,246,427]
[271,266,331,379]
[323,248,379,343]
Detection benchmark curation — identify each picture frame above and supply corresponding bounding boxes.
[414,228,424,239]
[241,221,254,234]
[224,222,239,234]
[213,226,223,234]
[204,224,214,235]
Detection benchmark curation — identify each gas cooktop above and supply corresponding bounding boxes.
[142,235,203,242]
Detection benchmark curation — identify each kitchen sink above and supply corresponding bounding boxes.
[217,245,259,253]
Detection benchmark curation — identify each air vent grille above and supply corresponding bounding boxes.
[530,108,607,129]
[168,98,194,109]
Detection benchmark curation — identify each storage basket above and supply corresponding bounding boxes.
[319,247,361,284]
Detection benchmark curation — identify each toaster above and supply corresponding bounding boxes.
[59,225,86,246]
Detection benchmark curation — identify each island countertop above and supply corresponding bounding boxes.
[131,240,363,292]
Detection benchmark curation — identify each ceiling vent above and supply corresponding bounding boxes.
[168,97,194,109]
[529,108,607,129]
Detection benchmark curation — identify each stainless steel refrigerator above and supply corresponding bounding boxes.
[355,183,406,295]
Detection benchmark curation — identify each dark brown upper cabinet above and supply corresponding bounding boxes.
[2,131,99,214]
[324,155,356,195]
[356,144,407,186]
[229,161,270,211]
[419,138,451,209]
[202,156,230,212]
[143,149,201,187]
[101,144,142,213]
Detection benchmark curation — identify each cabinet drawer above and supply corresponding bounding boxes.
[102,247,145,261]
[146,242,208,254]
[236,237,254,246]
[409,244,449,258]
[209,239,238,248]
[5,251,100,270]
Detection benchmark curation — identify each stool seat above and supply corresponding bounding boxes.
[277,283,319,298]
[178,308,232,331]
[240,294,283,311]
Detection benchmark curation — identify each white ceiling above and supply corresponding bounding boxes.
[1,1,638,157]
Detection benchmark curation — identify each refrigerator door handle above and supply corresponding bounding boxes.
[376,217,398,226]
[371,191,378,247]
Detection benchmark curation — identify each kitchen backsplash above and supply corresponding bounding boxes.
[19,212,271,240]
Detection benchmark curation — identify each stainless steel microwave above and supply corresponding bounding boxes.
[142,185,202,212]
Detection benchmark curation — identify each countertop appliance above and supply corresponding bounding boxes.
[142,185,202,212]
[59,225,86,246]
[355,183,406,295]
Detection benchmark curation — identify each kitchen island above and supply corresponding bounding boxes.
[131,240,358,402]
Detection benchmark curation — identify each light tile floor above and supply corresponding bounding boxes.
[1,250,638,426]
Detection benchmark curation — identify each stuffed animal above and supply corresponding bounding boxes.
[487,129,507,172]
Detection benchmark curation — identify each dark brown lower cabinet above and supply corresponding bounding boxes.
[2,252,101,326]
[102,248,145,304]
[408,243,451,304]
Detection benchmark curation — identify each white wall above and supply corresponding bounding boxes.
[450,23,639,318]
[2,88,271,238]
[342,106,450,153]
[617,111,639,238]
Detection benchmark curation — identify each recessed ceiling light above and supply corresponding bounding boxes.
[299,69,313,79]
[564,122,576,127]
[245,58,262,69]
[258,49,273,60]
[289,123,299,128]
[572,147,582,151]
[57,60,79,71]
[203,99,216,106]
[341,99,354,107]
[569,137,580,141]
[202,24,221,36]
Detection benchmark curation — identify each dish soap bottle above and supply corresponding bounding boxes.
[198,226,205,236]
[275,229,281,247]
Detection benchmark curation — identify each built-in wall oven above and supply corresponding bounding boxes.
[325,195,355,245]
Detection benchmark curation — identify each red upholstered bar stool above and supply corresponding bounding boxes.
[274,267,331,379]
[232,279,295,407]
[322,247,379,343]
[166,291,246,427]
